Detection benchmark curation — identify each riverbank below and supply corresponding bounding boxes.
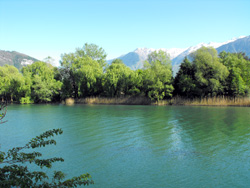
[75,96,152,105]
[62,96,250,107]
[169,96,250,107]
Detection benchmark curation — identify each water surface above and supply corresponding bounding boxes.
[1,104,250,187]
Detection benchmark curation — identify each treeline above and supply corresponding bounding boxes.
[0,44,250,104]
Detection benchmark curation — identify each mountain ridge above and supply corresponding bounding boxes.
[0,50,39,70]
[108,35,249,73]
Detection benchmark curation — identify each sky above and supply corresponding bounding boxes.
[0,0,250,66]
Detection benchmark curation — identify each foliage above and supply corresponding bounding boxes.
[19,96,33,104]
[71,56,103,97]
[0,65,25,102]
[0,102,7,124]
[190,47,229,97]
[59,43,107,99]
[173,57,197,98]
[1,43,250,103]
[174,47,229,98]
[21,62,62,103]
[103,59,134,97]
[75,43,107,68]
[219,51,250,97]
[146,50,172,68]
[142,50,174,101]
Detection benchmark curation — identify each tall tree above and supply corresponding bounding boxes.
[71,56,103,97]
[60,43,106,99]
[103,59,133,97]
[75,43,107,68]
[219,51,250,97]
[173,57,198,98]
[21,62,62,103]
[0,65,24,102]
[190,47,229,97]
[142,50,174,101]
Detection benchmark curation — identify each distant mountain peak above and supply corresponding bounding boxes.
[134,47,187,60]
[0,50,39,69]
[108,35,250,75]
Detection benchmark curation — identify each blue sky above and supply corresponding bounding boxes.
[0,0,249,65]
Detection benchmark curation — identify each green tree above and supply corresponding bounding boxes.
[21,62,62,103]
[75,43,107,68]
[219,51,250,97]
[103,59,134,97]
[190,47,229,97]
[142,50,174,101]
[0,65,25,102]
[71,56,103,97]
[126,69,144,96]
[43,56,56,67]
[147,50,172,69]
[173,57,198,98]
[60,53,78,99]
[60,44,106,99]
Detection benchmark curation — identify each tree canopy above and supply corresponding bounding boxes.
[1,44,250,103]
[143,50,174,101]
[21,62,62,103]
[174,47,230,98]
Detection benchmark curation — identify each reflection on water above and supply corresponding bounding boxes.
[1,104,250,188]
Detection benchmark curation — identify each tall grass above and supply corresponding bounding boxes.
[170,96,250,107]
[76,96,152,105]
[67,96,250,107]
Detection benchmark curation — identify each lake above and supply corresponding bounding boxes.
[1,104,250,187]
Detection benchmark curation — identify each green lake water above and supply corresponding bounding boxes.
[1,104,250,187]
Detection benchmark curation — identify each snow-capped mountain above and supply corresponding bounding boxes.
[108,47,187,70]
[108,35,249,74]
[134,47,187,60]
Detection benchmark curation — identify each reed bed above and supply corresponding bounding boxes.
[66,96,250,107]
[76,96,152,105]
[170,96,250,107]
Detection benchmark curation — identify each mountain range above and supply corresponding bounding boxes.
[108,35,250,74]
[1,35,249,72]
[0,50,38,70]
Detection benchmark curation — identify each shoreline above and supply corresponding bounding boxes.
[70,96,250,107]
[7,96,250,107]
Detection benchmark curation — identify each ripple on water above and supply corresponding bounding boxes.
[2,104,250,188]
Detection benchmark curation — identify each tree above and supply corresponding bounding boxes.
[219,51,250,97]
[71,56,103,97]
[147,50,172,68]
[142,50,174,101]
[102,59,134,97]
[60,53,78,99]
[75,43,107,68]
[173,57,198,98]
[21,62,62,103]
[0,103,94,187]
[0,65,25,102]
[59,43,107,99]
[190,47,229,97]
[43,56,56,67]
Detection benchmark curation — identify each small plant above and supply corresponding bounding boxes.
[0,103,94,187]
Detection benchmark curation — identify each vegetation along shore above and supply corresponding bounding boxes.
[0,43,250,106]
